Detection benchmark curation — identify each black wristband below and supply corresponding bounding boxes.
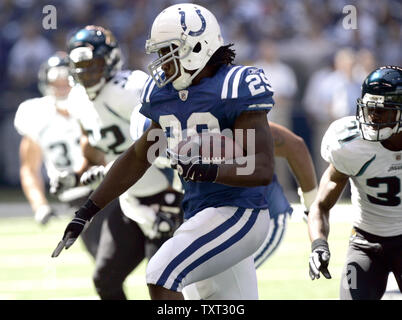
[311,238,329,251]
[75,198,101,221]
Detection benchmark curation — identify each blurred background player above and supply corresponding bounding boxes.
[13,51,101,258]
[308,66,402,300]
[52,25,183,300]
[182,121,318,299]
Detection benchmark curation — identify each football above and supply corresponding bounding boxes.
[172,132,244,164]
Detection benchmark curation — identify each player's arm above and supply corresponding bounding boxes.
[19,136,47,211]
[74,131,106,177]
[270,122,318,211]
[19,136,55,224]
[307,163,349,280]
[90,120,164,208]
[271,122,317,191]
[308,163,349,241]
[215,110,274,187]
[52,121,166,257]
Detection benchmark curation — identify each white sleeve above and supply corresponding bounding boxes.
[14,99,42,141]
[124,70,149,94]
[321,117,362,176]
[129,104,150,141]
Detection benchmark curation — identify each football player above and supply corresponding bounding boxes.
[182,121,318,299]
[308,66,402,299]
[53,26,183,300]
[14,52,101,258]
[52,4,276,300]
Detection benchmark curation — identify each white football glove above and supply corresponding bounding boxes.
[50,171,78,195]
[34,204,56,225]
[80,165,106,188]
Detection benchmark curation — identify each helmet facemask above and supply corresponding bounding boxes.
[357,94,402,141]
[38,52,71,102]
[69,45,122,100]
[146,36,204,90]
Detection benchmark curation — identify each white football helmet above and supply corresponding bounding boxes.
[145,3,224,90]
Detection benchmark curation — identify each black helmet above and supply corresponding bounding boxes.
[67,25,122,98]
[356,66,402,141]
[38,51,70,98]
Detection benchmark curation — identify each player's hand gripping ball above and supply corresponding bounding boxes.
[167,132,244,182]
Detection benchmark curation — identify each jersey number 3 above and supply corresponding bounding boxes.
[366,176,401,206]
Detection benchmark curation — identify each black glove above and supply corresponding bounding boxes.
[50,171,79,195]
[51,199,100,258]
[167,149,218,182]
[309,239,332,280]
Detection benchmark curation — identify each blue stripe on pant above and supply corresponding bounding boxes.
[254,212,288,269]
[170,208,260,291]
[156,207,260,290]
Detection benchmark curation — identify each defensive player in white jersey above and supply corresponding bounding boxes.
[52,4,275,300]
[308,66,402,300]
[14,52,101,258]
[53,26,183,300]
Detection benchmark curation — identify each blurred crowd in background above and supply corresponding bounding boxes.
[0,0,401,199]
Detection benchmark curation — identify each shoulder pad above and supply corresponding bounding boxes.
[321,117,373,176]
[130,104,150,141]
[124,70,149,92]
[14,97,53,139]
[110,70,148,92]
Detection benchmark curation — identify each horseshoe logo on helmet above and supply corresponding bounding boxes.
[179,9,206,37]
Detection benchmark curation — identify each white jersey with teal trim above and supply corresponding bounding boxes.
[321,116,402,236]
[68,70,179,238]
[68,70,149,163]
[14,96,91,202]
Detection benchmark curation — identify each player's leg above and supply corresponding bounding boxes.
[340,228,389,300]
[182,211,289,300]
[253,211,289,269]
[387,235,402,294]
[182,256,258,299]
[146,206,270,299]
[92,198,146,300]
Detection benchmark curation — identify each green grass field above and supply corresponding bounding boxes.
[0,204,358,300]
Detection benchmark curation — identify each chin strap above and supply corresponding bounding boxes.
[172,63,205,90]
[173,64,192,90]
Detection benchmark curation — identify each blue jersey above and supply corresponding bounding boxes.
[140,64,274,219]
[266,174,293,218]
